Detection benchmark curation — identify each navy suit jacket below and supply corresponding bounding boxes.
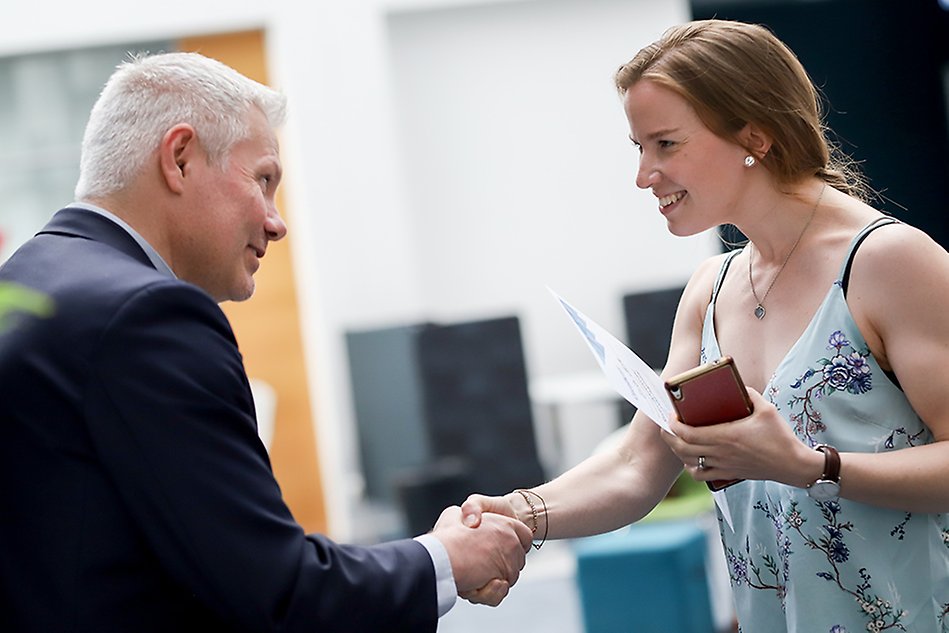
[0,207,437,632]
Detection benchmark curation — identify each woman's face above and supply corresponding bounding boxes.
[624,79,750,236]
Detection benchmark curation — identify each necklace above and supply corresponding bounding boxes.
[748,183,826,320]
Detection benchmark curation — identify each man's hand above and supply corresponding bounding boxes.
[430,506,532,607]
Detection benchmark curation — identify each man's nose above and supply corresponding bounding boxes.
[265,207,288,241]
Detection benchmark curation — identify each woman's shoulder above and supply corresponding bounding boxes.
[686,250,737,292]
[842,211,949,377]
[845,215,949,339]
[851,216,947,276]
[678,250,737,314]
[823,187,942,277]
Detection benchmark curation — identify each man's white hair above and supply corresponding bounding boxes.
[74,51,287,200]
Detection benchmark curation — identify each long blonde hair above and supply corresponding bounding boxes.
[615,19,868,201]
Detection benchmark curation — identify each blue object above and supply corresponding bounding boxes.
[573,521,714,633]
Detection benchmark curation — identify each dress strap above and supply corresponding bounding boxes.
[840,216,900,297]
[838,215,903,390]
[710,248,742,306]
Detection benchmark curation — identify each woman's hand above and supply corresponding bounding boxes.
[460,493,521,528]
[662,387,821,488]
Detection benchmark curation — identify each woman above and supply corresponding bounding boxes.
[463,19,949,632]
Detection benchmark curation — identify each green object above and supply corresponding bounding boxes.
[640,470,714,523]
[0,282,54,330]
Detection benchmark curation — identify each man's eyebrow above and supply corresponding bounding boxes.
[261,156,282,177]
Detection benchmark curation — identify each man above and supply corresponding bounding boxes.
[0,52,530,632]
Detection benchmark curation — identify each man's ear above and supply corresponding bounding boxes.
[737,122,773,162]
[159,124,198,194]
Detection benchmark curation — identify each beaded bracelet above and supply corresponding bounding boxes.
[514,488,549,550]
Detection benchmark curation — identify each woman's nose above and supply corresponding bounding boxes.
[635,158,659,189]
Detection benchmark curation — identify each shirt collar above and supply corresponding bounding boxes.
[69,202,176,279]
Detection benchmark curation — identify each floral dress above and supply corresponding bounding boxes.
[701,218,949,632]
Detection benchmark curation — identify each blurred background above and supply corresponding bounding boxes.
[3,0,947,631]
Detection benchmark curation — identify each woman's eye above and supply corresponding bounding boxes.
[658,140,675,149]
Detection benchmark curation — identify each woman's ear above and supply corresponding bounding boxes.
[738,122,773,161]
[158,124,197,194]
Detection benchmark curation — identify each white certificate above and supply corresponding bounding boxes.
[548,287,674,431]
[550,287,734,530]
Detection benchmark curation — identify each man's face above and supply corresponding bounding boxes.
[171,107,286,302]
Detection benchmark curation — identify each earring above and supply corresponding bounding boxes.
[744,155,756,168]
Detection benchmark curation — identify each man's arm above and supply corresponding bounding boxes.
[85,281,453,631]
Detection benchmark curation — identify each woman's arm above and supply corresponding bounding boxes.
[830,222,949,512]
[461,254,727,538]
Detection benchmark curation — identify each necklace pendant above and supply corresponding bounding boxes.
[754,304,766,320]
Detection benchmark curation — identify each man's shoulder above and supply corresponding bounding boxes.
[1,225,223,347]
[4,219,211,306]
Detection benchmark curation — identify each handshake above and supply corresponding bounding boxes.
[429,491,544,607]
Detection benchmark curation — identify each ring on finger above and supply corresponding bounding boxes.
[697,455,706,470]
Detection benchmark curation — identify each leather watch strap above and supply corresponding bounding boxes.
[814,444,841,482]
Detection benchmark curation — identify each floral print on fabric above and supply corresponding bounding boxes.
[705,222,949,632]
[726,493,909,631]
[736,332,908,630]
[786,330,872,446]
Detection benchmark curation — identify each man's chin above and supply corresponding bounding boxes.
[218,281,256,304]
[234,286,256,303]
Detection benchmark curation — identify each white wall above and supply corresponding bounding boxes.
[1,0,711,539]
[385,0,702,374]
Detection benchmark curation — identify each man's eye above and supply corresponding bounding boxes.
[658,140,675,149]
